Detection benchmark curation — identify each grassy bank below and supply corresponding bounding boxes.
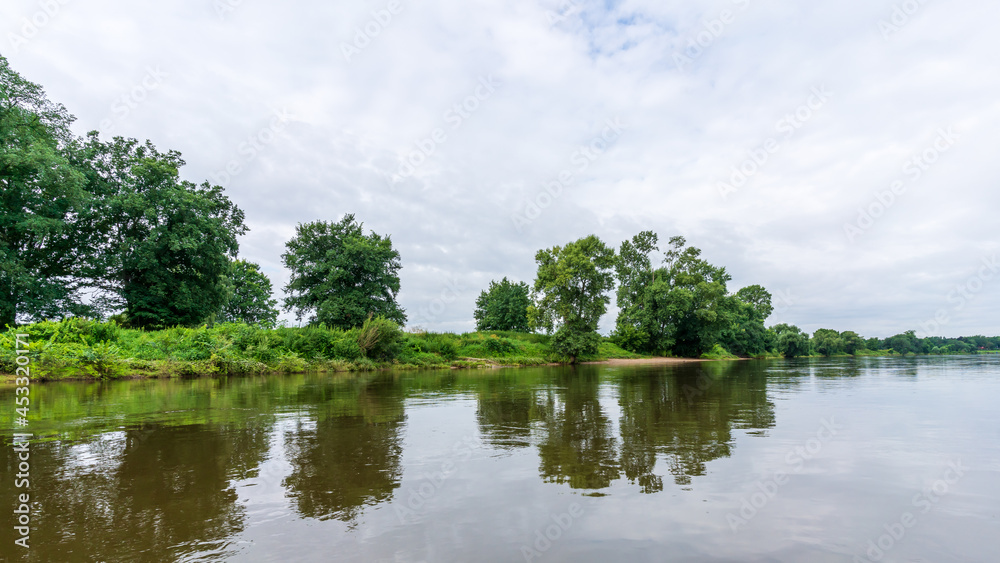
[0,318,642,381]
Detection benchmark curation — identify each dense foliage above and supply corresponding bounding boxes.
[611,232,769,358]
[528,235,616,363]
[0,56,92,327]
[218,260,280,327]
[282,215,406,330]
[474,277,531,332]
[0,319,639,380]
[82,135,247,327]
[1,56,246,329]
[2,56,997,375]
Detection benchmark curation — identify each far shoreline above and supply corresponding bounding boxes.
[0,355,749,384]
[4,352,995,384]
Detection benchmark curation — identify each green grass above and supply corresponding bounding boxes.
[0,319,645,381]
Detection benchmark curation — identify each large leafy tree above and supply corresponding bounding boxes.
[886,330,919,355]
[719,287,773,358]
[281,215,406,329]
[219,259,279,326]
[812,328,845,356]
[612,231,659,353]
[0,55,93,326]
[528,235,616,363]
[654,237,732,357]
[613,235,732,357]
[81,135,246,328]
[772,323,811,358]
[474,277,531,332]
[735,284,774,320]
[841,331,864,355]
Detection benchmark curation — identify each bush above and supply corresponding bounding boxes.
[483,335,518,355]
[331,337,363,360]
[550,325,601,362]
[700,344,738,360]
[356,315,402,360]
[281,325,341,359]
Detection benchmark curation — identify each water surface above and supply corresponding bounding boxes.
[1,357,998,562]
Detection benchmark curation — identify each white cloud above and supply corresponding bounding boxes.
[3,0,997,337]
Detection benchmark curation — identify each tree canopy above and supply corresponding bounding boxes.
[219,260,279,327]
[612,234,739,358]
[0,55,92,326]
[1,56,247,329]
[281,215,406,329]
[81,135,246,328]
[474,277,531,332]
[529,235,616,362]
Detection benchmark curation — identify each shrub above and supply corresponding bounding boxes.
[356,315,402,360]
[331,337,363,360]
[700,344,738,360]
[483,335,518,355]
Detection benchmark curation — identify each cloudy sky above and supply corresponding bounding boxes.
[4,0,998,337]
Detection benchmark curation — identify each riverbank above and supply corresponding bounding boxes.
[1,318,648,382]
[3,319,994,383]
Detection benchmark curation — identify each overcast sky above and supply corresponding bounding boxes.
[4,0,998,337]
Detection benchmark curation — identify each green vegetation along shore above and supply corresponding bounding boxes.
[0,318,643,381]
[3,318,997,382]
[3,54,998,383]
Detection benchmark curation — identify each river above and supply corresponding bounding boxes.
[1,356,998,562]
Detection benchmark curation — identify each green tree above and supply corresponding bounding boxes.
[81,136,246,328]
[219,260,279,326]
[886,330,918,355]
[841,331,864,355]
[772,323,810,358]
[613,234,734,357]
[528,235,615,363]
[0,55,93,326]
[281,215,406,329]
[735,285,774,320]
[812,328,844,356]
[648,237,732,357]
[473,277,531,332]
[612,231,659,352]
[719,288,772,357]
